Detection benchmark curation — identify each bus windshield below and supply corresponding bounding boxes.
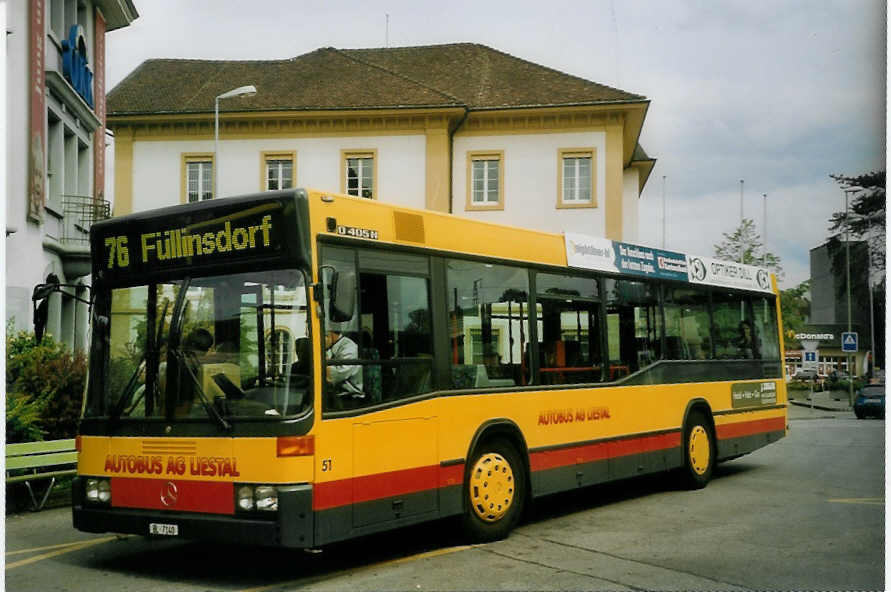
[87,268,311,421]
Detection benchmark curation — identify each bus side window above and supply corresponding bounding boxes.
[752,296,780,360]
[359,272,432,403]
[711,291,755,360]
[604,279,661,378]
[536,272,603,385]
[446,260,530,389]
[663,286,712,360]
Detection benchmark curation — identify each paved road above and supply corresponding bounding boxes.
[5,410,884,591]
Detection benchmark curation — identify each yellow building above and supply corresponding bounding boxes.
[108,43,655,241]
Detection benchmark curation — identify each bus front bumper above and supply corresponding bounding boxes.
[72,477,314,548]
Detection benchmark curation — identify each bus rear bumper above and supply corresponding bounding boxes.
[72,478,314,548]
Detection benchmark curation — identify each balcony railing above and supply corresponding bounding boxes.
[61,194,110,246]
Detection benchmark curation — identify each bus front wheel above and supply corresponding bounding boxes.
[461,438,526,542]
[680,411,715,489]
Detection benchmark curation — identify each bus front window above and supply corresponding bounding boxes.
[91,269,311,421]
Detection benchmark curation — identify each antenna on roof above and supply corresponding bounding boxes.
[385,14,389,47]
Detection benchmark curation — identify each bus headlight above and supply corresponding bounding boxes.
[235,484,278,512]
[236,485,255,511]
[85,477,111,505]
[254,486,278,511]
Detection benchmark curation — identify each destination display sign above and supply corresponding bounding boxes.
[564,232,773,293]
[91,196,305,284]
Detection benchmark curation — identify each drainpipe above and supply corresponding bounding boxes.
[447,108,470,214]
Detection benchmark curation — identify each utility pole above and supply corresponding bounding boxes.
[762,193,767,267]
[662,175,666,249]
[739,179,744,262]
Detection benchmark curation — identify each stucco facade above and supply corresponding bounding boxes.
[107,45,655,245]
[5,0,137,348]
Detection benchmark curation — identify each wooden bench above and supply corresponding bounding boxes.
[6,439,78,511]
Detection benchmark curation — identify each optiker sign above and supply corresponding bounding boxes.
[62,25,94,108]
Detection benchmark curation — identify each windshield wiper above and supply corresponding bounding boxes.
[171,347,232,432]
[108,355,146,422]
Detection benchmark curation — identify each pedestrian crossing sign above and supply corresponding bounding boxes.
[841,332,858,353]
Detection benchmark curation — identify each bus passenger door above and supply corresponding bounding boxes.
[351,417,438,529]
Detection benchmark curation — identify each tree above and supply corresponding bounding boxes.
[714,218,784,279]
[827,171,886,369]
[780,280,810,349]
[829,171,885,272]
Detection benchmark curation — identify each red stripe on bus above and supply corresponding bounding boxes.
[529,431,681,472]
[314,465,440,510]
[716,416,785,440]
[111,477,234,515]
[439,463,464,488]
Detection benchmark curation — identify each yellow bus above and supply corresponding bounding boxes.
[62,188,787,547]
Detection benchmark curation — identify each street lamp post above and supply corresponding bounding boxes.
[739,179,744,263]
[214,85,257,198]
[843,186,860,407]
[762,193,767,267]
[661,175,666,249]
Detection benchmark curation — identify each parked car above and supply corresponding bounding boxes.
[853,384,885,419]
[793,369,820,381]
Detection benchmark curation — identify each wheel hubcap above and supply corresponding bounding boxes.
[689,425,711,475]
[469,452,515,522]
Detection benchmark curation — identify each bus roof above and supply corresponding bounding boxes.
[305,189,775,295]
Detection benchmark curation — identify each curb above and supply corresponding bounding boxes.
[789,400,851,412]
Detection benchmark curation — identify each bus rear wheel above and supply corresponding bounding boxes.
[461,438,526,543]
[680,411,715,489]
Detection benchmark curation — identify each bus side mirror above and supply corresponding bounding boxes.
[328,270,355,323]
[31,278,60,342]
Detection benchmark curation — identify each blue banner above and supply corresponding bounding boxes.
[613,242,688,281]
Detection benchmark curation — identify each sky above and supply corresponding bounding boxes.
[103,0,887,289]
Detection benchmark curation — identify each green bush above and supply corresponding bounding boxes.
[832,379,867,393]
[6,325,86,442]
[6,392,45,442]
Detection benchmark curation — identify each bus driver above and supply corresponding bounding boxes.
[325,329,363,403]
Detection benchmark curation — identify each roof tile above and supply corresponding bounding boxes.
[108,43,645,116]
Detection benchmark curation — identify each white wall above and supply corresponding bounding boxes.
[131,134,428,212]
[451,131,608,237]
[5,1,100,347]
[5,1,53,331]
[622,168,640,244]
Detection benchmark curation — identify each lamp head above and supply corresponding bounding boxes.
[216,85,257,100]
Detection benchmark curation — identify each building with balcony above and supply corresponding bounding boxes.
[5,0,138,349]
[106,44,655,243]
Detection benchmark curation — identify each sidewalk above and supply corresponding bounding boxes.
[787,388,852,412]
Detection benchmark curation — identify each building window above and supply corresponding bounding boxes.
[341,150,376,198]
[182,154,214,203]
[266,328,292,378]
[557,148,596,208]
[262,151,295,191]
[466,151,504,211]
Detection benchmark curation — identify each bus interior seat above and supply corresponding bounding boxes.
[361,347,382,403]
[392,364,431,398]
[664,336,688,360]
[291,338,311,375]
[475,364,515,388]
[450,365,477,389]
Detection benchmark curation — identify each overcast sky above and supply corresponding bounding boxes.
[104,0,887,289]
